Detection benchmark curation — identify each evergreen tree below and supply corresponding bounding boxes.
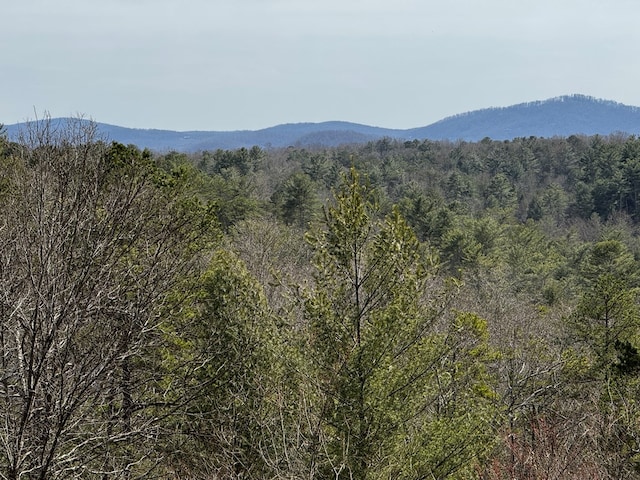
[304,168,498,479]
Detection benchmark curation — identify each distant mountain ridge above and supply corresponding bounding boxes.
[6,94,640,151]
[406,95,640,141]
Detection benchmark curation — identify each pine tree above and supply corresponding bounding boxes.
[304,168,498,479]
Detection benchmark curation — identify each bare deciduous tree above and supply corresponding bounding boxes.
[0,117,215,479]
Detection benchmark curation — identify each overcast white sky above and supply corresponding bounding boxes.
[3,0,640,131]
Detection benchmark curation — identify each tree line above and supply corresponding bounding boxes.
[2,119,640,478]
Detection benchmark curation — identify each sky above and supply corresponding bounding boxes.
[3,0,640,131]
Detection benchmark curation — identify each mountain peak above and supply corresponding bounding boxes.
[409,94,640,141]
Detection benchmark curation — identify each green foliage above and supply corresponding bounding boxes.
[161,249,281,478]
[385,312,500,480]
[580,238,638,285]
[272,171,319,227]
[304,168,498,479]
[440,215,506,274]
[203,147,262,176]
[485,172,517,210]
[397,182,452,244]
[570,273,640,372]
[205,170,259,229]
[560,236,640,478]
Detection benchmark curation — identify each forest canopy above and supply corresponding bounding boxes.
[2,119,640,478]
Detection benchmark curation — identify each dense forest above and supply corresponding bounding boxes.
[3,118,640,479]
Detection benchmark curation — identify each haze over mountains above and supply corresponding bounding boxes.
[6,94,640,151]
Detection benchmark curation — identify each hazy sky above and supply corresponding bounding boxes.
[4,0,640,131]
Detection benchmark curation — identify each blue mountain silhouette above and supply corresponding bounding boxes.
[6,95,640,151]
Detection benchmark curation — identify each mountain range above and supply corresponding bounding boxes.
[6,94,640,152]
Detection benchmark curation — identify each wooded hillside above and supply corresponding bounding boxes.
[2,119,640,478]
